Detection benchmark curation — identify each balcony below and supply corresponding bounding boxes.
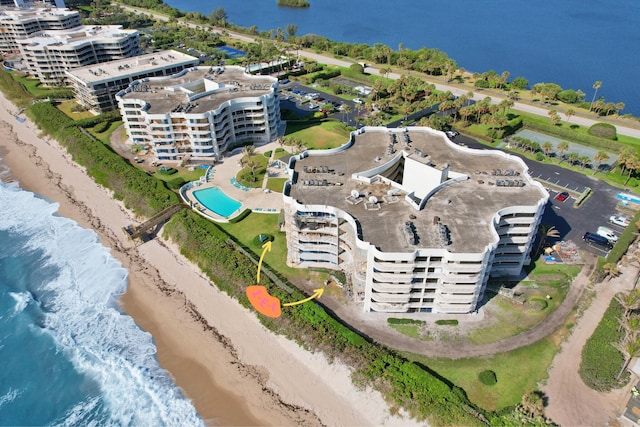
[370,292,411,304]
[370,301,410,313]
[371,282,412,294]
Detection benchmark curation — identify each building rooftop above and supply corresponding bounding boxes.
[118,66,277,115]
[17,24,136,48]
[0,7,77,22]
[288,127,547,253]
[66,50,198,85]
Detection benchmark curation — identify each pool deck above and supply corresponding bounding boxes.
[183,142,288,222]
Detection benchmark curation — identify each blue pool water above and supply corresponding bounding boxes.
[193,187,242,217]
[217,46,246,58]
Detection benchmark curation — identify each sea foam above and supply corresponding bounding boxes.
[0,183,203,426]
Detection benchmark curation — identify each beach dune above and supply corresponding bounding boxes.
[0,92,422,427]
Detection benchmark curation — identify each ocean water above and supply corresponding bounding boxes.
[0,171,203,426]
[166,0,640,115]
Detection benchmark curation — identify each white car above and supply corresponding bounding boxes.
[609,215,630,227]
[597,226,619,243]
[353,98,364,104]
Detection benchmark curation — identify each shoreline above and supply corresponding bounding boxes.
[0,94,421,426]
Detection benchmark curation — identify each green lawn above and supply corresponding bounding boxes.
[237,154,269,188]
[285,120,352,150]
[56,100,94,120]
[406,338,557,412]
[153,166,205,184]
[89,120,123,145]
[14,75,55,98]
[218,213,325,283]
[266,178,287,193]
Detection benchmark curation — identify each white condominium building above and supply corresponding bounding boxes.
[283,127,548,314]
[17,25,141,85]
[66,50,200,113]
[116,66,281,163]
[0,6,79,53]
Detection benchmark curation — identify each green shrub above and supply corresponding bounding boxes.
[275,147,284,153]
[435,319,459,326]
[263,150,273,158]
[229,208,251,223]
[349,63,364,74]
[474,79,490,88]
[93,120,112,133]
[478,370,498,386]
[166,177,185,189]
[253,233,274,246]
[579,299,627,391]
[158,167,178,175]
[387,318,424,325]
[588,122,617,140]
[528,298,548,311]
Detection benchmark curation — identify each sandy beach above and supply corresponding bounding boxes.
[0,92,423,427]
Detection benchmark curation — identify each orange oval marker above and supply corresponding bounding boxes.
[246,285,282,318]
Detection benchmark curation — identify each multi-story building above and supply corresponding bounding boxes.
[116,66,281,163]
[65,50,199,113]
[0,1,65,7]
[16,25,141,85]
[0,6,79,54]
[283,127,548,314]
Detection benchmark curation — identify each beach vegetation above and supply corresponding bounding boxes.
[579,298,628,391]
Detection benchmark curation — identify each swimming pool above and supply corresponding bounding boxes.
[193,187,242,218]
[217,45,246,58]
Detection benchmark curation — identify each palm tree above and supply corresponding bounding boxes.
[379,66,392,79]
[625,156,640,186]
[565,108,575,123]
[593,150,610,174]
[240,145,255,166]
[615,337,640,380]
[616,290,640,319]
[616,102,626,116]
[341,103,352,123]
[590,81,602,111]
[536,224,560,255]
[557,141,569,163]
[541,142,553,157]
[579,155,591,170]
[567,152,580,166]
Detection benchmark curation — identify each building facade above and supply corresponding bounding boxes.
[66,50,199,113]
[116,66,281,163]
[283,127,548,314]
[0,6,79,53]
[17,25,141,85]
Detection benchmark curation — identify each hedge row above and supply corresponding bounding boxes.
[579,299,627,391]
[25,102,178,217]
[522,119,625,153]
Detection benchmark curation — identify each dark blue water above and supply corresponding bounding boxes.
[0,176,203,426]
[166,0,640,116]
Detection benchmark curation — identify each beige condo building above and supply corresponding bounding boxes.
[283,127,548,314]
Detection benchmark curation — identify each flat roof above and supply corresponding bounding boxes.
[66,50,199,85]
[288,128,547,253]
[17,25,136,48]
[119,66,276,115]
[0,7,78,22]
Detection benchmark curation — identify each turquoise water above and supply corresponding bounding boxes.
[0,180,203,426]
[193,187,242,217]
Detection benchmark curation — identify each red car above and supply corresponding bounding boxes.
[555,192,570,202]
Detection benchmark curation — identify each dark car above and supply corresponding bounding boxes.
[555,192,570,202]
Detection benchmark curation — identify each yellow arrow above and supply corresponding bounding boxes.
[256,240,272,283]
[283,288,325,307]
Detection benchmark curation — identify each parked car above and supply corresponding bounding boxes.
[597,226,618,243]
[353,98,364,104]
[609,215,631,227]
[445,130,459,139]
[308,103,319,109]
[583,232,613,249]
[555,192,570,202]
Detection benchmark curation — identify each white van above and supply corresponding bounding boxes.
[597,226,618,243]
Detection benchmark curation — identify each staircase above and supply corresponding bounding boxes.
[123,204,186,240]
